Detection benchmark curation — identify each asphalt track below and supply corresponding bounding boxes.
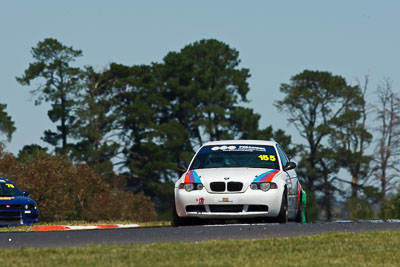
[1,222,400,249]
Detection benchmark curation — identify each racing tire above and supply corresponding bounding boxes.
[172,202,191,227]
[277,191,288,224]
[295,192,303,223]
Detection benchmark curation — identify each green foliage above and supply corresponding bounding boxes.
[0,103,16,141]
[303,190,319,222]
[162,39,251,144]
[0,150,155,222]
[379,186,400,219]
[16,38,83,154]
[345,197,375,220]
[69,66,119,181]
[17,144,48,164]
[17,38,298,216]
[276,70,366,220]
[329,77,372,198]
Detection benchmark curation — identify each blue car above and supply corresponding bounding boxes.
[0,177,39,226]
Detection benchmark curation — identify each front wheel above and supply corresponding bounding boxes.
[277,191,288,224]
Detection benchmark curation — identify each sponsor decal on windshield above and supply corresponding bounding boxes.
[211,146,236,151]
[0,197,14,200]
[184,170,201,183]
[211,145,267,152]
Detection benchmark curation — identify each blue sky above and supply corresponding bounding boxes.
[1,0,399,155]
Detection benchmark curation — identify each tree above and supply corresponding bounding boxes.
[91,40,298,214]
[329,76,373,199]
[70,66,119,181]
[16,38,82,154]
[372,79,400,202]
[94,64,166,188]
[276,70,364,220]
[161,39,251,147]
[0,103,16,141]
[17,144,48,164]
[229,108,299,156]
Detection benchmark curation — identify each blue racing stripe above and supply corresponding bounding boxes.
[192,170,201,183]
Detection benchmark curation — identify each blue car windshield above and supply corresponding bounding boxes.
[0,182,22,197]
[190,145,280,170]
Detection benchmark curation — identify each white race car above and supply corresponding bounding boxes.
[173,140,305,226]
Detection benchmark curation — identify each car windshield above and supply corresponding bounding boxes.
[190,144,280,170]
[0,181,22,197]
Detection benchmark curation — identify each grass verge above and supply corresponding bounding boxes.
[1,231,400,266]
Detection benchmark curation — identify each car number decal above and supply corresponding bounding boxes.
[258,155,276,161]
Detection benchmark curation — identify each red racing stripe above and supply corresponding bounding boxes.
[265,170,280,182]
[296,181,302,210]
[184,171,191,183]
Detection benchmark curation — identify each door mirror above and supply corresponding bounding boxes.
[283,162,296,171]
[22,190,30,197]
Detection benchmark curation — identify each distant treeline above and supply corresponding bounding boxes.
[0,38,399,221]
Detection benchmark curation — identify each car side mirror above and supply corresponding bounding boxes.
[22,190,30,197]
[176,162,187,172]
[283,162,296,171]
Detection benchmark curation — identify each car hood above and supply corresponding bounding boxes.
[191,168,280,193]
[0,196,36,206]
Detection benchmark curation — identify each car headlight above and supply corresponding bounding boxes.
[250,183,258,190]
[250,182,277,191]
[179,183,204,192]
[259,183,271,192]
[184,183,194,192]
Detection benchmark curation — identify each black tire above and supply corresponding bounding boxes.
[295,193,303,223]
[172,202,191,227]
[277,190,288,224]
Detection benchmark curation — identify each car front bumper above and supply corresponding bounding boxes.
[0,209,39,226]
[175,187,283,219]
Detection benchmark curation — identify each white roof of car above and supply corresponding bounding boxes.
[202,140,276,146]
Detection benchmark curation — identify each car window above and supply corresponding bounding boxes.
[276,144,289,168]
[190,145,280,170]
[0,181,22,197]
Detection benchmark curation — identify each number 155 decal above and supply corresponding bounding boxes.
[258,155,276,161]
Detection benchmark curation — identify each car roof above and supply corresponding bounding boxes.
[202,140,277,146]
